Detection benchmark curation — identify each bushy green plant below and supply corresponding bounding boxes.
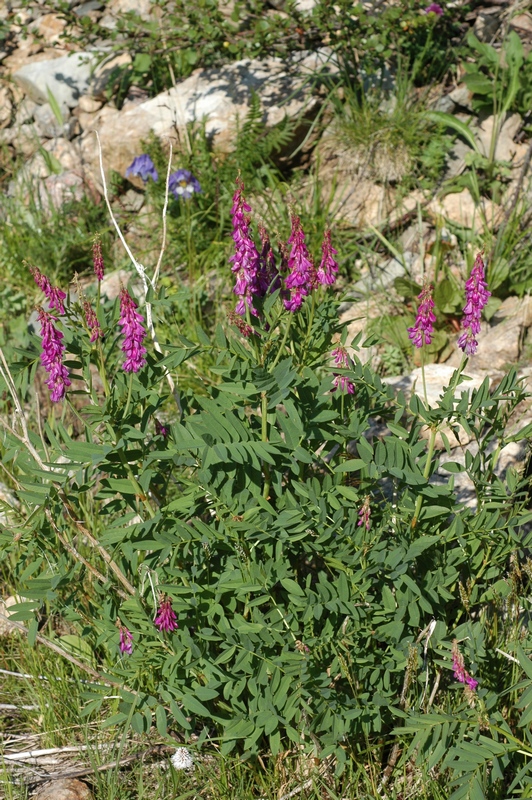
[48,0,466,104]
[1,173,532,798]
[462,31,532,120]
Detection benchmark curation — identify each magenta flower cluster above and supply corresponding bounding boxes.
[316,229,339,286]
[118,288,147,373]
[408,284,436,348]
[407,253,490,356]
[284,215,314,312]
[424,3,443,14]
[83,301,102,343]
[31,265,67,316]
[230,178,261,316]
[93,236,104,282]
[457,253,491,356]
[154,596,178,632]
[38,308,71,403]
[119,626,133,655]
[331,346,355,394]
[229,179,338,317]
[117,597,178,655]
[451,640,478,692]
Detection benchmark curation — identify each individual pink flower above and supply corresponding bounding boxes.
[118,288,147,373]
[30,265,67,315]
[284,215,314,312]
[38,308,71,403]
[155,419,169,438]
[408,284,436,348]
[451,639,478,692]
[93,235,104,282]
[119,626,133,655]
[331,345,355,394]
[83,301,102,343]
[457,253,491,356]
[154,596,178,632]
[358,496,371,530]
[230,178,260,316]
[316,229,338,286]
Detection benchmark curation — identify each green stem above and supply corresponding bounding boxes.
[117,449,156,520]
[271,315,293,371]
[124,372,133,418]
[299,294,317,368]
[261,391,271,500]
[421,346,428,408]
[97,340,110,398]
[411,425,438,529]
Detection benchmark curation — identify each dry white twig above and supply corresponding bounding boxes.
[94,132,181,412]
[0,348,48,471]
[496,647,520,665]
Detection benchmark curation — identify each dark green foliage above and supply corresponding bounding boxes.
[1,259,532,796]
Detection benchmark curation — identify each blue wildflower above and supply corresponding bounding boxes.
[125,154,159,183]
[169,169,201,200]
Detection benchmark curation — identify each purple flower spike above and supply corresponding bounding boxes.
[83,301,102,343]
[316,229,338,286]
[119,626,133,655]
[169,169,201,200]
[126,154,159,183]
[451,639,478,693]
[38,308,71,403]
[283,215,314,312]
[230,178,260,316]
[118,288,147,373]
[93,235,104,282]
[424,3,444,14]
[408,284,436,348]
[31,265,67,316]
[154,596,178,632]
[257,225,280,296]
[457,253,490,357]
[331,346,355,394]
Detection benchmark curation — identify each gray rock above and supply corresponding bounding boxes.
[0,86,13,128]
[100,269,131,300]
[351,253,413,295]
[432,92,455,114]
[2,122,41,157]
[34,101,78,139]
[90,52,132,98]
[119,188,145,212]
[15,97,38,125]
[473,11,500,42]
[448,296,532,372]
[38,171,85,211]
[13,51,97,108]
[32,778,93,800]
[73,0,104,16]
[81,52,332,189]
[77,94,103,113]
[447,84,474,113]
[0,596,24,637]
